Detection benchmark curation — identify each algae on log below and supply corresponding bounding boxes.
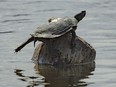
[32,33,96,65]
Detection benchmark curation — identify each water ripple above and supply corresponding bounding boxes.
[24,0,48,4]
[0,31,15,34]
[1,19,31,23]
[37,8,64,12]
[11,14,30,17]
[14,68,46,87]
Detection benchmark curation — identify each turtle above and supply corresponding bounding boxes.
[15,11,86,53]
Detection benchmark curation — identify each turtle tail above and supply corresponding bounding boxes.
[15,36,34,52]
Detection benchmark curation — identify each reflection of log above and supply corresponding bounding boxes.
[34,62,95,87]
[32,33,96,65]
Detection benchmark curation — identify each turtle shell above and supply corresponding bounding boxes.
[31,17,78,39]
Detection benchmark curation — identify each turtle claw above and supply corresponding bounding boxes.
[34,39,37,47]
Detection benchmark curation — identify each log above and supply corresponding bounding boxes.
[32,33,96,65]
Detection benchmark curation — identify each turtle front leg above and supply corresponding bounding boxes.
[70,26,77,51]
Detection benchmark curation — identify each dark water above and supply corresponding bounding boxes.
[0,0,116,87]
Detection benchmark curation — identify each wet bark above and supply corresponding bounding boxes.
[32,33,96,65]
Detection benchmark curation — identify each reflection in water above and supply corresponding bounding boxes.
[14,62,95,87]
[14,69,45,87]
[35,62,95,87]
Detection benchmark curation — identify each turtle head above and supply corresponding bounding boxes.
[74,11,86,22]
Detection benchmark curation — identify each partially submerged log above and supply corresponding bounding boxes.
[32,33,96,65]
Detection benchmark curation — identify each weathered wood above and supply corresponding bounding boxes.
[32,33,96,65]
